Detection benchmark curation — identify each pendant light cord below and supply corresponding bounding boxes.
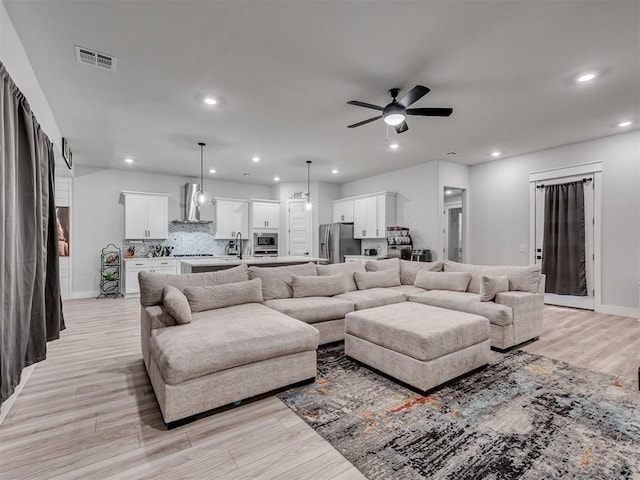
[306,160,311,201]
[199,142,205,190]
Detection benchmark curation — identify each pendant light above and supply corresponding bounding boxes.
[305,160,313,211]
[194,142,213,207]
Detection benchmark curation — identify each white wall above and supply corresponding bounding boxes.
[72,166,271,297]
[341,161,441,258]
[1,2,63,166]
[468,131,640,313]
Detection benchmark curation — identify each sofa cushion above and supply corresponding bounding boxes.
[354,270,401,290]
[414,270,471,292]
[408,290,513,327]
[149,303,318,385]
[265,297,355,324]
[316,261,365,292]
[292,274,347,298]
[387,285,427,296]
[479,275,510,302]
[444,261,541,294]
[334,288,406,310]
[139,264,249,307]
[248,263,317,300]
[184,278,263,312]
[162,286,192,324]
[399,260,443,285]
[364,257,400,273]
[346,303,489,361]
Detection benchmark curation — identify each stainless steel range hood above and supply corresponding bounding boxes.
[172,183,214,223]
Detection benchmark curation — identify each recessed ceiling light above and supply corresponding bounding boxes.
[124,158,134,164]
[203,97,217,105]
[576,72,597,83]
[332,169,339,174]
[618,121,632,128]
[274,176,280,181]
[209,168,216,174]
[389,143,399,150]
[252,156,260,162]
[491,151,501,157]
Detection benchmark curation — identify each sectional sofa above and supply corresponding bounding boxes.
[138,258,545,424]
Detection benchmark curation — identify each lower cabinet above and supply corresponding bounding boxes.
[124,258,178,296]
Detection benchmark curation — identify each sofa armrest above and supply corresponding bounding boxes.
[495,291,544,346]
[537,274,546,294]
[141,306,176,368]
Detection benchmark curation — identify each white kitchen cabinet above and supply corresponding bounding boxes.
[215,199,249,239]
[123,258,177,296]
[252,201,280,229]
[351,192,396,239]
[333,199,354,223]
[122,192,170,239]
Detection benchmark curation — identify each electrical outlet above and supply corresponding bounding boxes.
[519,245,527,253]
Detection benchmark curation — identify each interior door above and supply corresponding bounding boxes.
[288,200,311,256]
[535,175,595,309]
[146,196,168,239]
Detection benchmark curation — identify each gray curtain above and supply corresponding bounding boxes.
[1,62,64,405]
[541,180,588,296]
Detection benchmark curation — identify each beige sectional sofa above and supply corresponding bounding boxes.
[138,257,545,424]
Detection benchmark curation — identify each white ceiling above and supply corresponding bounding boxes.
[4,1,639,184]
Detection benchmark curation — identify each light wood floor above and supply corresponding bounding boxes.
[1,299,638,479]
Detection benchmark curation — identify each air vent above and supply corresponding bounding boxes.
[75,46,116,71]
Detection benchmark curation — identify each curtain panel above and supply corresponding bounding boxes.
[541,180,588,296]
[0,62,64,405]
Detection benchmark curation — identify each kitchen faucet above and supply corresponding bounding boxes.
[235,231,243,260]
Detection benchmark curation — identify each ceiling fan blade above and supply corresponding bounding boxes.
[347,116,383,128]
[398,85,430,107]
[406,107,453,117]
[395,121,409,134]
[347,100,384,111]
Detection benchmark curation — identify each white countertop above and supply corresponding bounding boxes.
[178,256,321,266]
[343,255,387,259]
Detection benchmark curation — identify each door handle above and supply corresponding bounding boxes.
[536,256,542,260]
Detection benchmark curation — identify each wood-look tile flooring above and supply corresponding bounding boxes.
[1,299,638,479]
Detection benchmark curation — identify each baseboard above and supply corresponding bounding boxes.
[595,304,640,319]
[0,364,35,426]
[71,290,100,299]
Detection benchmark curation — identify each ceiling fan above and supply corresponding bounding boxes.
[347,85,453,134]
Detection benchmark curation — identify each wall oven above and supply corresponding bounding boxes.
[253,232,278,256]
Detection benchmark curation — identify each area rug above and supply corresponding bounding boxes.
[277,344,640,480]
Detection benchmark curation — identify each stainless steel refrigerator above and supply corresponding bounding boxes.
[319,223,361,263]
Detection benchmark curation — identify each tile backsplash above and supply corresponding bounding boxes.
[361,239,388,256]
[123,223,248,257]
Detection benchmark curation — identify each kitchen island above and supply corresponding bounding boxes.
[179,256,323,273]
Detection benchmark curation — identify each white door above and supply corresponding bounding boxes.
[288,200,311,256]
[124,194,148,239]
[266,203,280,229]
[215,200,235,239]
[146,196,168,239]
[535,175,595,309]
[252,203,268,228]
[364,196,377,238]
[353,198,366,239]
[235,201,250,237]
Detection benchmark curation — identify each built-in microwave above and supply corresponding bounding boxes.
[253,232,278,256]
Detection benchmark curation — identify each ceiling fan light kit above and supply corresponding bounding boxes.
[347,85,453,134]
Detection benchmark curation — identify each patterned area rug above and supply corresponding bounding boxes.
[277,344,640,480]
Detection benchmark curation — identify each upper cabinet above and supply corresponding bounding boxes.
[215,199,249,239]
[333,199,354,223]
[252,201,280,229]
[122,192,170,239]
[343,192,396,239]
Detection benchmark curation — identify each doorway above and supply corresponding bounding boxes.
[443,187,464,262]
[530,163,602,310]
[287,200,312,256]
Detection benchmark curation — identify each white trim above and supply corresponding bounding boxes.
[71,290,99,299]
[596,305,640,319]
[529,161,603,182]
[120,191,171,197]
[528,182,536,265]
[331,191,397,203]
[0,365,35,426]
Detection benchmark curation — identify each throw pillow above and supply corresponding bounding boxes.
[399,260,443,285]
[292,274,347,298]
[162,285,192,324]
[354,270,401,290]
[316,261,365,292]
[508,265,542,293]
[364,257,400,273]
[184,278,263,312]
[414,270,471,292]
[247,262,317,300]
[479,275,510,302]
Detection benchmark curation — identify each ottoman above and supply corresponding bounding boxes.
[345,302,491,393]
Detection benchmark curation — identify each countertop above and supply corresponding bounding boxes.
[178,256,321,267]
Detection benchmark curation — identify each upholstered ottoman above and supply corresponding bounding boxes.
[344,302,490,392]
